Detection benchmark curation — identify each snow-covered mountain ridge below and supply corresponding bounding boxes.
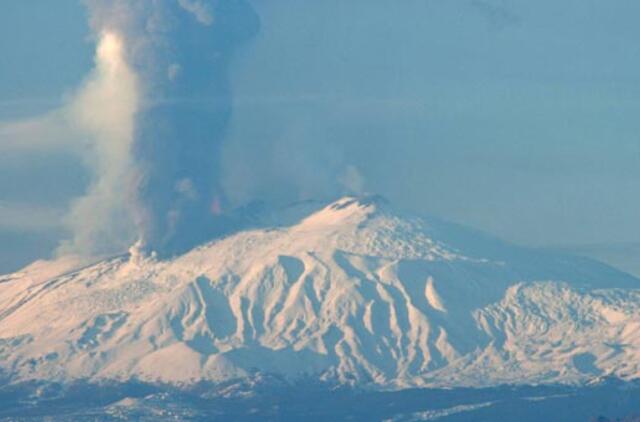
[1,196,640,389]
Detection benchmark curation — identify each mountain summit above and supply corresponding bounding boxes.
[1,196,640,388]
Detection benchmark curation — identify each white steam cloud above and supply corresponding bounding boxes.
[0,29,141,257]
[58,31,141,255]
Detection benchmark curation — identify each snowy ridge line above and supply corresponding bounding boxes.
[1,196,639,389]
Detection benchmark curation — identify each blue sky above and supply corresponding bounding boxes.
[2,0,640,273]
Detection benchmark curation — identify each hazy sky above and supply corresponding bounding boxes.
[2,0,640,272]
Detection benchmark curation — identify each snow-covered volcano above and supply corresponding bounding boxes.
[1,196,640,389]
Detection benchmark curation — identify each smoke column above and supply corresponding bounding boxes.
[78,0,259,256]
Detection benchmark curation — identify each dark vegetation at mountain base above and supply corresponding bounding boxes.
[591,417,640,422]
[1,376,639,421]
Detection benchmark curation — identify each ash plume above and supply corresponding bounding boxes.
[77,0,259,256]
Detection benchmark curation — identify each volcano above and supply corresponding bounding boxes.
[1,196,640,389]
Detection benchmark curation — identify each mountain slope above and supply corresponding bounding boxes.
[1,196,639,388]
